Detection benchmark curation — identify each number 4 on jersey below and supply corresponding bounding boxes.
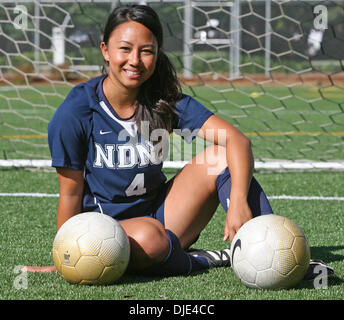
[125,173,147,197]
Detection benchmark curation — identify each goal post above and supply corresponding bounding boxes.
[0,0,343,170]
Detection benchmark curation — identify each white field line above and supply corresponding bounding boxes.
[0,192,59,197]
[267,195,344,201]
[0,192,343,201]
[1,160,344,170]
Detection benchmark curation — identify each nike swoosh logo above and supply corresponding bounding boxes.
[231,238,241,265]
[100,130,112,135]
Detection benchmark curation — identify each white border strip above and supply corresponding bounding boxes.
[0,192,59,197]
[268,195,344,201]
[255,161,344,170]
[1,159,344,170]
[0,193,343,201]
[0,160,52,167]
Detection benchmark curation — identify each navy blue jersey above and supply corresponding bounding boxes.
[48,75,213,219]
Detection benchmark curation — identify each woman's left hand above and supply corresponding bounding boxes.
[224,199,252,243]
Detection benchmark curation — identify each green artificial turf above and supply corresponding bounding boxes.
[0,168,343,300]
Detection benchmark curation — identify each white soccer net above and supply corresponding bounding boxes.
[0,0,343,170]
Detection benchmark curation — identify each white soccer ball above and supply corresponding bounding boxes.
[52,212,130,285]
[230,214,310,290]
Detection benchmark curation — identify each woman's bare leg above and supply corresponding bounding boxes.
[164,145,228,248]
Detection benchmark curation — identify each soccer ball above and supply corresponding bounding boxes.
[230,214,310,290]
[52,212,130,285]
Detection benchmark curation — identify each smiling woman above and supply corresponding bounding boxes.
[99,5,181,133]
[25,4,277,278]
[100,21,158,118]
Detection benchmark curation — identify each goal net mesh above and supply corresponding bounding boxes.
[0,0,343,169]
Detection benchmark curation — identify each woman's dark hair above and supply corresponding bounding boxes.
[102,5,182,134]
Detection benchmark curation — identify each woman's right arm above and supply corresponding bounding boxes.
[56,167,85,231]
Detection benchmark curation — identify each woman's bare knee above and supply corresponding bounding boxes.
[120,217,169,270]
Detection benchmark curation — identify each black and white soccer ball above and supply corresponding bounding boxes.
[230,214,310,290]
